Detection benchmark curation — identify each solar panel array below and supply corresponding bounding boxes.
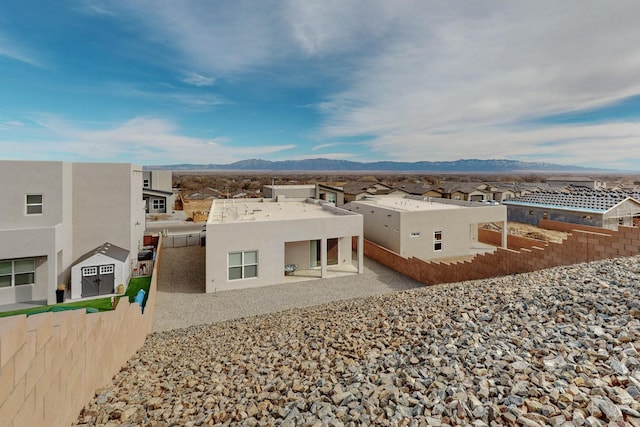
[507,187,640,212]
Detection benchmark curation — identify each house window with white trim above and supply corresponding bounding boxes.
[434,231,443,251]
[152,199,165,211]
[228,251,258,280]
[0,258,36,288]
[26,194,43,215]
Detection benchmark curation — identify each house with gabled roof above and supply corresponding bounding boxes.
[425,182,493,202]
[342,181,408,203]
[503,189,640,230]
[546,176,606,190]
[393,182,432,196]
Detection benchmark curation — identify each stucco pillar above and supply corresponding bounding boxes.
[358,234,364,273]
[320,238,327,278]
[502,220,508,248]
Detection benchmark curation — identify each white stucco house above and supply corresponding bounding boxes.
[205,197,364,292]
[0,161,145,306]
[143,170,175,214]
[348,195,507,261]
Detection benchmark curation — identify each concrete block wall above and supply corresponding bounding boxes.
[0,238,161,427]
[478,228,548,250]
[364,223,639,286]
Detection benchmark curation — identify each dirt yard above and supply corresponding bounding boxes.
[483,222,568,243]
[181,199,213,222]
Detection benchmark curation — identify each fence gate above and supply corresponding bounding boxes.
[161,233,203,248]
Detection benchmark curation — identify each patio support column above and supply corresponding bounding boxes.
[320,238,327,278]
[501,220,508,248]
[358,234,364,273]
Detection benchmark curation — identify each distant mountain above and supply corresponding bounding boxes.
[146,158,606,173]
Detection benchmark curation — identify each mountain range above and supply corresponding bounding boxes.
[146,158,606,173]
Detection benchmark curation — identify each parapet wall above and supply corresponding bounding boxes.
[364,224,639,286]
[0,238,161,427]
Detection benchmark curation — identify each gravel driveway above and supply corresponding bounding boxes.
[153,246,423,332]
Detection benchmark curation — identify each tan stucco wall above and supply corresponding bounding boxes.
[0,239,160,427]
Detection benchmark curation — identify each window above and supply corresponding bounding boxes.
[410,232,421,237]
[152,199,165,210]
[529,210,535,215]
[434,231,443,251]
[0,258,36,287]
[310,238,339,268]
[99,265,114,275]
[82,266,97,276]
[143,179,150,188]
[228,251,258,280]
[326,193,337,203]
[26,194,43,215]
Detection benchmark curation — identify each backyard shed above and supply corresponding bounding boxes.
[71,242,130,299]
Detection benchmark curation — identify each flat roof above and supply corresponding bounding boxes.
[263,184,315,189]
[208,198,355,224]
[352,196,465,212]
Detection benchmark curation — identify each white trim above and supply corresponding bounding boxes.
[434,230,443,251]
[228,250,258,280]
[25,194,43,215]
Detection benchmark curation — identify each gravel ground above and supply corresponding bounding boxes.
[77,256,640,426]
[153,246,423,332]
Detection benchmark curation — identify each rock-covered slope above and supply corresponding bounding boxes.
[76,257,640,426]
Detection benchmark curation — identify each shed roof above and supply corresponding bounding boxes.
[73,242,130,266]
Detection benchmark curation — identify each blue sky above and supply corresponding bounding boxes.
[1,1,640,170]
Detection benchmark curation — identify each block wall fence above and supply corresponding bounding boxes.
[0,237,161,427]
[360,220,640,286]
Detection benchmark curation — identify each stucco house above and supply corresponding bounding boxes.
[425,182,494,202]
[546,176,606,190]
[263,184,316,199]
[143,170,175,214]
[342,181,407,204]
[348,195,507,261]
[0,161,145,306]
[315,183,345,206]
[205,197,364,292]
[504,189,640,230]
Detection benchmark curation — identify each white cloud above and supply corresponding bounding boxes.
[0,120,23,130]
[288,152,354,160]
[51,1,640,169]
[13,116,297,164]
[305,1,640,169]
[311,142,340,151]
[182,71,216,87]
[0,34,42,67]
[105,82,224,110]
[365,120,640,169]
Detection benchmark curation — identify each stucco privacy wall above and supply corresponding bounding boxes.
[0,238,161,427]
[361,224,639,286]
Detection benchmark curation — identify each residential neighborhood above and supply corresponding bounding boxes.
[2,165,640,427]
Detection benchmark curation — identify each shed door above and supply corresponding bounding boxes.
[81,264,115,297]
[98,265,115,295]
[81,266,99,297]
